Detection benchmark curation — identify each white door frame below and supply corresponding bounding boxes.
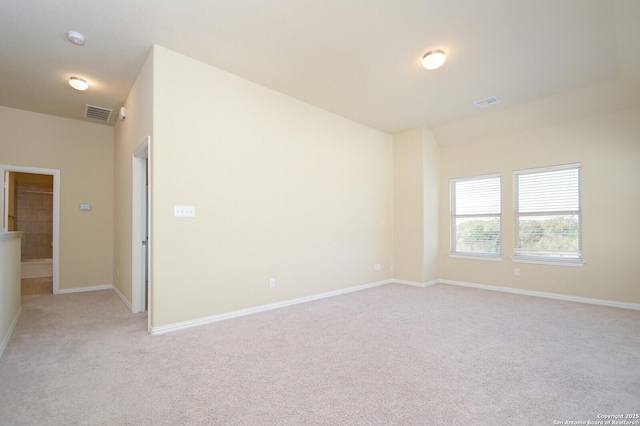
[2,171,9,232]
[0,165,61,294]
[132,136,151,330]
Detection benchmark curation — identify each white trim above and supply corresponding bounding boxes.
[451,172,501,182]
[151,279,392,336]
[449,254,503,261]
[393,279,440,288]
[0,306,22,359]
[149,276,640,335]
[112,285,132,311]
[393,279,427,287]
[439,279,640,311]
[2,170,7,232]
[132,136,150,316]
[0,231,23,241]
[512,257,584,267]
[57,284,113,294]
[514,162,581,175]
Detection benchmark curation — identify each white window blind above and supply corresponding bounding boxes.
[450,174,501,257]
[514,163,582,263]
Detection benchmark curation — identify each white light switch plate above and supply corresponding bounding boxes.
[174,205,195,217]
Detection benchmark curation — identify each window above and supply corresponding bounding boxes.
[450,174,501,257]
[514,163,582,264]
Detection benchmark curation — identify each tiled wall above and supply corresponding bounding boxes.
[16,179,53,260]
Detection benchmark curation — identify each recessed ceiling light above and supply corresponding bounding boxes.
[422,49,446,70]
[67,31,85,46]
[69,76,89,91]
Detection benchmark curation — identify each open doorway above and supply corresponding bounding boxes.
[132,136,151,330]
[1,165,60,295]
[13,173,53,295]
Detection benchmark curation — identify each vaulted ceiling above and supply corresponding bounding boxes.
[1,0,639,144]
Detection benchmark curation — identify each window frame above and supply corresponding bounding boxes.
[450,173,502,260]
[513,163,583,266]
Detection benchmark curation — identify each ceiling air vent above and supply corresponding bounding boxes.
[85,104,113,121]
[473,96,501,109]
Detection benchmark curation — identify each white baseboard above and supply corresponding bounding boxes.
[111,285,132,311]
[151,279,393,336]
[151,276,639,335]
[439,279,640,311]
[393,279,439,288]
[0,306,22,359]
[56,284,113,295]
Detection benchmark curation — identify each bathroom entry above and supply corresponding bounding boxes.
[12,172,54,295]
[1,165,60,294]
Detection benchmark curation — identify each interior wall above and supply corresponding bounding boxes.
[0,233,21,358]
[393,129,425,283]
[438,107,640,304]
[113,48,154,308]
[392,127,439,284]
[0,106,114,291]
[422,129,440,283]
[151,45,393,327]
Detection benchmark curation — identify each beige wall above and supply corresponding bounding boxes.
[0,233,21,357]
[113,48,154,307]
[422,129,440,283]
[393,128,439,284]
[3,44,634,334]
[0,107,114,291]
[151,46,393,327]
[438,107,640,304]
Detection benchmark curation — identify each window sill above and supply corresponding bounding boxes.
[512,257,585,267]
[449,254,503,262]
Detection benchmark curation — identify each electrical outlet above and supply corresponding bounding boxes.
[390,265,394,271]
[269,278,275,289]
[374,264,381,271]
[514,268,520,276]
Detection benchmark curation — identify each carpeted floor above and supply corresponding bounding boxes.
[0,283,638,425]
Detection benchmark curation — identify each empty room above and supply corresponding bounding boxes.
[1,0,639,424]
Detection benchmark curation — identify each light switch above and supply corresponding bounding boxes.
[174,205,195,217]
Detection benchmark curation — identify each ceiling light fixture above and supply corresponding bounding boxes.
[69,76,89,91]
[422,49,446,70]
[67,31,85,46]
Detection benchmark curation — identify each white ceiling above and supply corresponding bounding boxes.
[1,0,639,145]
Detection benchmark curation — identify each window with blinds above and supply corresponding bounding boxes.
[450,174,501,257]
[514,163,582,264]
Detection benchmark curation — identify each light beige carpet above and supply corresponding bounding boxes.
[0,284,638,425]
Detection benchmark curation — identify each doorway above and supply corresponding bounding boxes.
[1,165,60,294]
[132,136,151,330]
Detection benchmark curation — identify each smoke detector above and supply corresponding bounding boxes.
[67,31,85,46]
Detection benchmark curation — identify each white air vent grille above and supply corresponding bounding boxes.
[473,96,501,109]
[85,104,113,121]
